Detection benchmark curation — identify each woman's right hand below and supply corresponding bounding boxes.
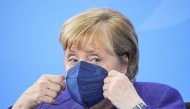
[12,74,66,109]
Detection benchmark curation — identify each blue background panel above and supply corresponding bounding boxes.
[0,0,190,108]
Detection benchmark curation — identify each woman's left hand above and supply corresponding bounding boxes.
[103,70,144,109]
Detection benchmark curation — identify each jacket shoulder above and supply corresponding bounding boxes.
[134,82,185,109]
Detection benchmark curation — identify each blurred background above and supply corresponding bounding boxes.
[0,0,190,108]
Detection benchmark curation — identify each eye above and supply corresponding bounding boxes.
[69,58,78,63]
[68,56,78,63]
[90,55,101,64]
[91,58,100,62]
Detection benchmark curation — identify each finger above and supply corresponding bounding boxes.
[45,75,66,90]
[47,82,61,92]
[103,84,110,91]
[60,80,66,90]
[60,75,65,80]
[43,89,58,99]
[104,77,112,84]
[35,90,57,104]
[57,90,62,95]
[107,70,119,77]
[40,95,56,104]
[103,91,109,98]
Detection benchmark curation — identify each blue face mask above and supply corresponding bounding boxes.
[66,61,108,108]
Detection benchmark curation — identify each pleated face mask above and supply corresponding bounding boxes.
[66,61,108,108]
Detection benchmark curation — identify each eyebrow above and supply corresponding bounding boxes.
[68,49,100,54]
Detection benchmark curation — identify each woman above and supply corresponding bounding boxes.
[12,8,185,109]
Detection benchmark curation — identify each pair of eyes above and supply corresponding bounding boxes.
[68,55,101,65]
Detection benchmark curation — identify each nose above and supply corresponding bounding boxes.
[78,58,89,63]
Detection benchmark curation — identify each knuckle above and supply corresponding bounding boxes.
[109,83,117,90]
[109,70,114,74]
[109,70,114,72]
[36,92,43,102]
[36,92,55,104]
[38,81,45,85]
[41,74,49,79]
[57,77,63,83]
[57,85,61,91]
[52,91,58,98]
[53,84,61,92]
[37,81,46,90]
[48,98,55,104]
[114,78,121,84]
[113,77,121,84]
[103,91,109,98]
[103,92,106,97]
[103,85,105,90]
[58,90,62,95]
[104,77,107,83]
[103,84,108,91]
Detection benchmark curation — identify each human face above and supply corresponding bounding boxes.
[64,41,127,74]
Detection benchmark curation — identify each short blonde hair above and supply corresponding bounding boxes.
[60,8,139,80]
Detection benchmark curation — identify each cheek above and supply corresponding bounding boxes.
[102,62,121,72]
[65,65,69,73]
[64,59,70,73]
[101,56,123,72]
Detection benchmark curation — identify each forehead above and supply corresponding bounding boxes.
[66,33,108,49]
[67,40,102,53]
[66,41,115,56]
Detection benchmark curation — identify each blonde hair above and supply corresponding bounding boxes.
[60,8,139,80]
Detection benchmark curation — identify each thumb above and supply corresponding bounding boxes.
[58,75,66,90]
[60,75,65,80]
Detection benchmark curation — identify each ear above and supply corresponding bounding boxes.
[120,54,128,74]
[122,54,128,63]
